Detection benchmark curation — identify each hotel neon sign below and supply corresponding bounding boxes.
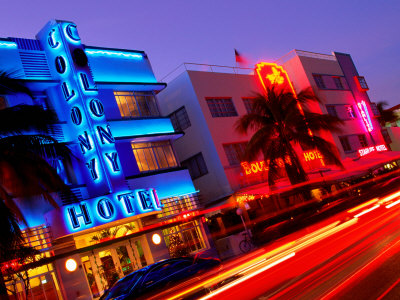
[357,100,374,132]
[39,21,163,233]
[358,144,387,157]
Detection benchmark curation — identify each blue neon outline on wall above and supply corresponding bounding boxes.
[0,42,17,48]
[48,29,60,49]
[85,49,143,60]
[96,198,115,220]
[64,23,81,43]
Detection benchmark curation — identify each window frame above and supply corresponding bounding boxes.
[313,75,326,89]
[339,136,352,153]
[326,105,338,117]
[242,98,257,114]
[206,97,238,118]
[333,76,344,90]
[114,91,160,118]
[345,105,356,119]
[131,140,178,173]
[169,106,191,131]
[358,134,368,148]
[223,142,247,166]
[181,152,208,180]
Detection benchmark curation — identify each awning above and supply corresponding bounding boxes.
[95,81,166,92]
[234,150,400,197]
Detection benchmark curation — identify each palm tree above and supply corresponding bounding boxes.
[0,72,70,298]
[235,86,343,187]
[376,101,398,126]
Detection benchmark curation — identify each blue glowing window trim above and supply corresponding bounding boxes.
[0,42,17,48]
[164,190,200,199]
[85,50,143,60]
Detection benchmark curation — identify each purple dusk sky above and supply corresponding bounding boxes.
[1,1,399,106]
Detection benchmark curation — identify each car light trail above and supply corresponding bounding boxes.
[167,219,357,300]
[385,198,400,209]
[353,205,380,218]
[199,252,296,300]
[166,242,296,300]
[321,238,400,300]
[347,198,378,213]
[379,190,400,204]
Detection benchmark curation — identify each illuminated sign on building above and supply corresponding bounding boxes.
[358,144,388,157]
[36,20,164,233]
[37,21,130,197]
[255,62,296,95]
[357,100,374,132]
[241,156,292,176]
[65,188,162,232]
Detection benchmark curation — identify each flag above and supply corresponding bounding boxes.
[234,49,247,66]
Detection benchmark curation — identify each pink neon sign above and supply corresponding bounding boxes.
[358,144,387,157]
[357,100,373,132]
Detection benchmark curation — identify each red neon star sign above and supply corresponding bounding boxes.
[255,62,296,95]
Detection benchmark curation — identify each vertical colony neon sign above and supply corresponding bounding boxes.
[357,100,373,132]
[38,21,162,233]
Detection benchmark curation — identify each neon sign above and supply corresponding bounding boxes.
[66,189,162,232]
[85,49,143,59]
[38,21,125,196]
[358,144,387,157]
[36,21,164,233]
[255,62,296,95]
[357,100,373,132]
[241,156,292,176]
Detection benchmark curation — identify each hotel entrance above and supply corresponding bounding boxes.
[80,237,151,298]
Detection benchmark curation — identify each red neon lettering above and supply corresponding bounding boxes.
[358,144,388,157]
[357,100,373,132]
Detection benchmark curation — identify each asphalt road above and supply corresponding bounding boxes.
[163,188,400,300]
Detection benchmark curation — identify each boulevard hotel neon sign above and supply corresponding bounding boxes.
[39,21,161,232]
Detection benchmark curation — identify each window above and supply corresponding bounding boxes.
[242,98,256,114]
[131,141,178,172]
[333,77,344,90]
[355,76,369,91]
[381,129,392,144]
[358,134,368,147]
[313,75,326,89]
[114,91,159,118]
[339,136,352,152]
[158,194,199,218]
[163,220,206,254]
[206,98,238,117]
[181,153,208,180]
[326,105,338,117]
[345,105,356,119]
[370,103,380,116]
[223,142,247,166]
[169,106,191,131]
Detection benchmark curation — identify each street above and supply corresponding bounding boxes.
[160,189,400,300]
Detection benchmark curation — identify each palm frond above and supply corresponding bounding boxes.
[0,71,32,98]
[0,105,58,137]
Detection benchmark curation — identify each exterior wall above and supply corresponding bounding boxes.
[159,50,389,208]
[158,71,233,204]
[282,51,386,159]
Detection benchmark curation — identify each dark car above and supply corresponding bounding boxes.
[100,255,221,300]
